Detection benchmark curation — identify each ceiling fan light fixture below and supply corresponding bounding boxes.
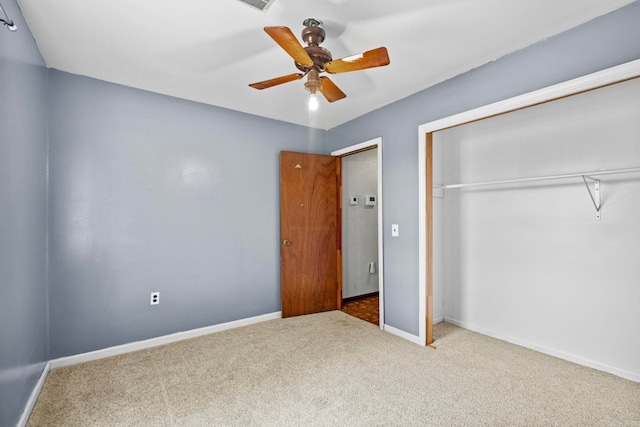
[308,92,319,111]
[305,70,321,111]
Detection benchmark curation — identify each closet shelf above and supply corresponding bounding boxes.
[433,166,640,221]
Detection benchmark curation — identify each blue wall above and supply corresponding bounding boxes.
[47,71,327,358]
[0,0,49,425]
[327,1,640,335]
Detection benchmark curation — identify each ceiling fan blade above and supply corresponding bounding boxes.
[264,26,314,67]
[249,73,303,90]
[319,77,347,103]
[325,47,390,74]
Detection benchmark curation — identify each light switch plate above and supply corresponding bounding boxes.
[391,224,399,237]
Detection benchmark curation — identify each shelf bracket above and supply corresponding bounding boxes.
[582,176,601,220]
[433,184,444,198]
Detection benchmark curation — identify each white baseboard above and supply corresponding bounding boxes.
[384,324,423,346]
[18,362,50,427]
[50,311,282,369]
[444,317,640,383]
[433,316,445,324]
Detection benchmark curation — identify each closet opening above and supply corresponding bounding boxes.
[418,60,640,381]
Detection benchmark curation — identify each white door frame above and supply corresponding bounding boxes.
[417,59,640,346]
[332,137,384,329]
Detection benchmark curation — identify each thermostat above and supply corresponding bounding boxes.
[365,195,377,206]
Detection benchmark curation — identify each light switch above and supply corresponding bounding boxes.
[391,224,399,237]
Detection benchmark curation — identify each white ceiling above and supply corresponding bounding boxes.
[18,0,634,130]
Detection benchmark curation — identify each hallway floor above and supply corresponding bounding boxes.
[341,294,379,326]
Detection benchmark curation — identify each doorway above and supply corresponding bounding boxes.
[331,138,384,328]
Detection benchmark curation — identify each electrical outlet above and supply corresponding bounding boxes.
[150,292,159,305]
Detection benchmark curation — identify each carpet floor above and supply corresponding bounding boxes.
[28,311,640,426]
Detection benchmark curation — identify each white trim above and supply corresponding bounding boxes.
[418,135,427,346]
[384,324,422,346]
[18,362,50,427]
[418,59,640,136]
[433,316,444,325]
[418,59,640,377]
[331,139,377,156]
[332,137,385,330]
[374,138,384,329]
[444,318,640,383]
[49,311,282,369]
[377,140,384,329]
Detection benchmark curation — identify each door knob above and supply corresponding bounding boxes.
[282,240,291,246]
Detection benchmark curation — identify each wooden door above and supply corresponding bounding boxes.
[280,151,341,318]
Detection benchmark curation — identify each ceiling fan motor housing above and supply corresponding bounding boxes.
[296,23,333,72]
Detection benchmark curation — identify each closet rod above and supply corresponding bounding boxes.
[437,166,640,190]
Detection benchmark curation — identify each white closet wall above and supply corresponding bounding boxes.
[434,78,640,380]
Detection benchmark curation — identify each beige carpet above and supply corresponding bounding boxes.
[28,311,640,426]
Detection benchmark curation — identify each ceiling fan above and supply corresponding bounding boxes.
[249,18,390,110]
